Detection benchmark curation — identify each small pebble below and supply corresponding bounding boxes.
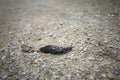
[83,48,87,52]
[21,44,34,52]
[107,72,116,79]
[87,56,95,60]
[101,74,106,77]
[110,13,119,17]
[2,75,8,79]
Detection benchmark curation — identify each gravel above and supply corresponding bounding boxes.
[0,0,120,80]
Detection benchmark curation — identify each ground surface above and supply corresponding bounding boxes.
[0,0,120,80]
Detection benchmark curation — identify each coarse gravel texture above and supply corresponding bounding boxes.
[0,0,120,80]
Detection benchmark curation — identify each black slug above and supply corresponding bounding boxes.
[39,45,73,54]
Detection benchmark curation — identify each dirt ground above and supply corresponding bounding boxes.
[0,0,120,80]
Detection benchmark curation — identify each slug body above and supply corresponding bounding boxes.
[40,45,73,54]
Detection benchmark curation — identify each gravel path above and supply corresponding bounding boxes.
[0,0,120,80]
